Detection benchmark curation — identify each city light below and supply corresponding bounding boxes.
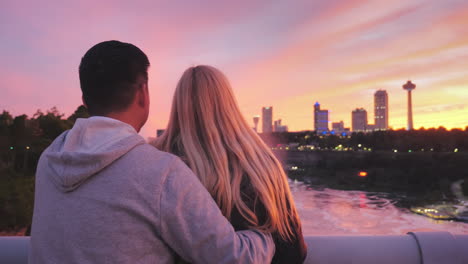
[9,147,13,150]
[358,171,368,177]
[394,149,398,153]
[26,146,30,150]
[411,207,456,220]
[454,148,458,153]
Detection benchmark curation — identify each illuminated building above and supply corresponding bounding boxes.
[332,121,345,134]
[374,90,388,130]
[262,107,273,133]
[314,102,329,133]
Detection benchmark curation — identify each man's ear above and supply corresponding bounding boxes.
[137,83,147,108]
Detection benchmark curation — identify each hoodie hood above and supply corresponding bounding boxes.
[45,116,146,192]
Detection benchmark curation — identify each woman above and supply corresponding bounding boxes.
[155,65,307,263]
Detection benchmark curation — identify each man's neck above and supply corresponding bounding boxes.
[98,112,142,132]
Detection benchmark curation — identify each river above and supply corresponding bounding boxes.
[289,180,468,235]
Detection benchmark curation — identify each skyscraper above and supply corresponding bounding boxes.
[352,108,368,132]
[403,80,416,130]
[374,90,388,130]
[314,102,329,133]
[253,115,260,132]
[262,107,273,133]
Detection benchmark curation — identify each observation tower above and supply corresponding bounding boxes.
[403,80,416,130]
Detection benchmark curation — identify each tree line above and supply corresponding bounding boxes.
[259,127,468,152]
[0,105,89,174]
[0,105,88,233]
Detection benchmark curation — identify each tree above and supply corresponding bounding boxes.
[0,111,13,127]
[0,111,13,147]
[34,107,72,143]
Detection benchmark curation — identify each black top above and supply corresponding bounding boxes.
[229,180,307,264]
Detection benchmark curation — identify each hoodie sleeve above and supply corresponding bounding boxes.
[159,158,275,264]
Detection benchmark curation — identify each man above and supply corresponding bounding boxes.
[29,40,274,263]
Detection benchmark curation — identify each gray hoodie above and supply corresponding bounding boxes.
[29,116,274,264]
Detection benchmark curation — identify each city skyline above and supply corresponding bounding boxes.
[2,0,468,139]
[262,86,407,133]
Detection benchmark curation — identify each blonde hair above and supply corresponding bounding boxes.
[155,65,301,241]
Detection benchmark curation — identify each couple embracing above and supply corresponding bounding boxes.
[29,40,306,264]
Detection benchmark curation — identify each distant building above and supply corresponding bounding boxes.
[274,119,288,132]
[156,129,165,137]
[332,121,345,134]
[352,108,368,132]
[366,124,376,132]
[253,115,260,132]
[273,119,280,131]
[262,107,273,133]
[314,102,329,133]
[374,90,389,130]
[332,121,350,136]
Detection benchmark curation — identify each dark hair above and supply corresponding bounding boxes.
[79,40,150,115]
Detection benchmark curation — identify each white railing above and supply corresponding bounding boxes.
[304,232,467,264]
[1,232,467,263]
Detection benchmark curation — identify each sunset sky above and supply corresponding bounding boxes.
[2,0,468,139]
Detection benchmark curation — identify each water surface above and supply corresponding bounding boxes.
[290,180,468,235]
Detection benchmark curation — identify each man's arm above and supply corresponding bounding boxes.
[159,158,275,264]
